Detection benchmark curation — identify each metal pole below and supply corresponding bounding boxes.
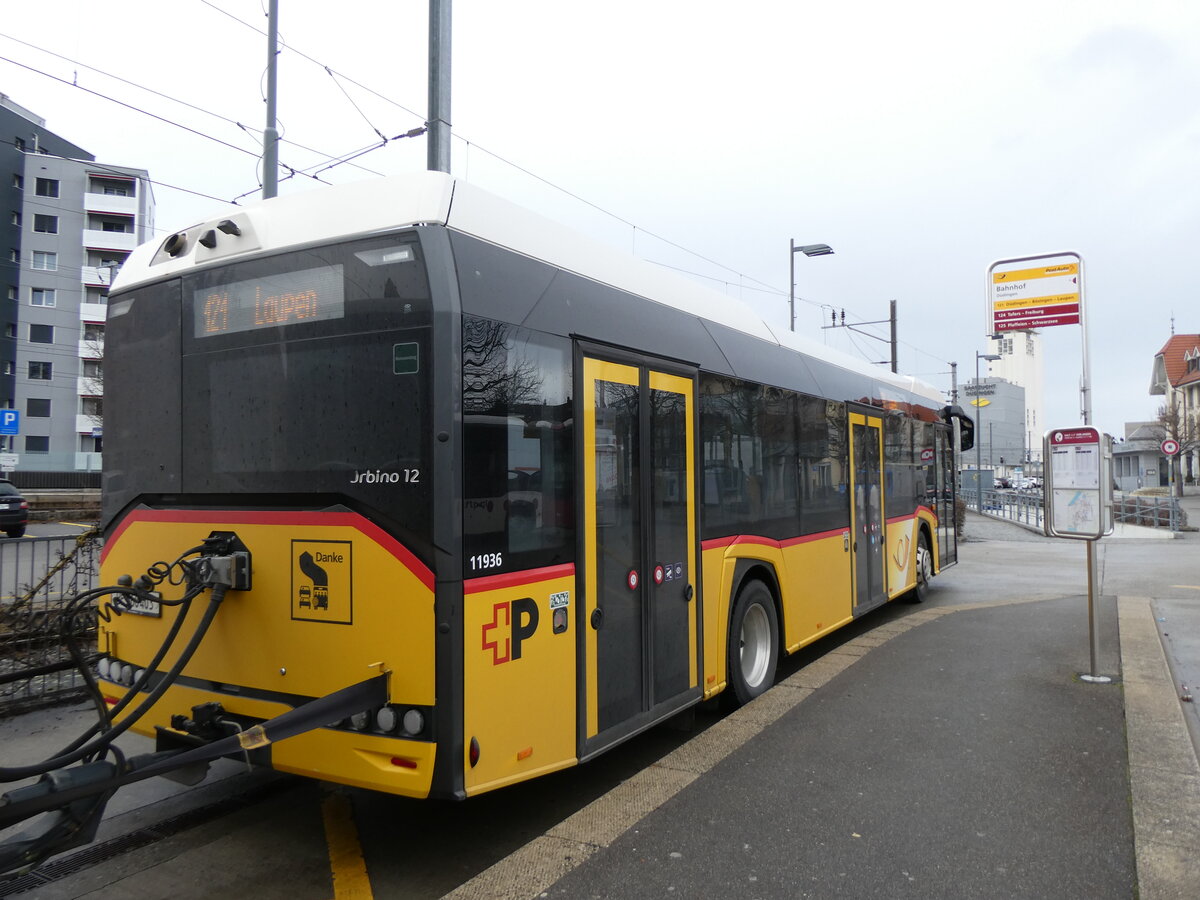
[789,239,796,332]
[427,0,452,173]
[262,0,280,199]
[1076,255,1108,683]
[889,299,898,373]
[976,353,983,514]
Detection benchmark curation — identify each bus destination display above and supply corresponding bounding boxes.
[194,265,345,338]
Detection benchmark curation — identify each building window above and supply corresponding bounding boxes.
[83,359,102,380]
[31,288,56,307]
[34,178,60,198]
[3,322,15,338]
[998,337,1013,355]
[31,251,57,271]
[2,361,13,375]
[10,212,19,227]
[29,324,53,344]
[25,435,49,454]
[27,398,51,417]
[6,286,15,301]
[12,174,23,189]
[28,361,52,380]
[101,220,133,233]
[33,214,58,234]
[14,137,25,152]
[81,396,103,417]
[83,323,104,342]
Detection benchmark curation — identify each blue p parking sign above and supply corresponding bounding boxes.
[0,410,19,435]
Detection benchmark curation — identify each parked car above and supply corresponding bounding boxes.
[0,478,29,538]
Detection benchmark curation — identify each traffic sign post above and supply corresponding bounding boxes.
[1162,439,1179,496]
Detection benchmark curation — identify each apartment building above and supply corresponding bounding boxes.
[1,94,154,480]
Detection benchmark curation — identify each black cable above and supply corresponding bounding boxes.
[0,582,226,782]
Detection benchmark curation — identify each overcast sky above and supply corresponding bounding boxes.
[4,0,1197,440]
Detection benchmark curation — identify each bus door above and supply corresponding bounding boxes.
[849,410,887,613]
[579,351,701,758]
[935,425,958,567]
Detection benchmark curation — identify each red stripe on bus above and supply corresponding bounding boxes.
[464,563,575,594]
[889,506,938,525]
[701,528,846,553]
[102,508,435,591]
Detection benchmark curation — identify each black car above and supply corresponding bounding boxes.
[0,478,29,538]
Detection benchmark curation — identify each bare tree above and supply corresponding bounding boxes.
[1153,400,1197,497]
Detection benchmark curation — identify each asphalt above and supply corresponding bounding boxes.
[451,494,1200,900]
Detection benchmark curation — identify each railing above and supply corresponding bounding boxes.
[967,488,1184,533]
[0,532,101,717]
[1113,494,1184,531]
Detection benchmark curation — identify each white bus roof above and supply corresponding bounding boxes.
[113,172,943,407]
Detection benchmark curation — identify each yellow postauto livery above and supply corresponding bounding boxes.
[98,173,971,799]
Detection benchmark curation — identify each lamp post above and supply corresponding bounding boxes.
[974,350,1001,513]
[789,241,834,332]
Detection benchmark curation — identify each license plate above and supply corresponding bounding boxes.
[124,592,162,617]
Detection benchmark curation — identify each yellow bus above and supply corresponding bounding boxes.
[97,172,973,800]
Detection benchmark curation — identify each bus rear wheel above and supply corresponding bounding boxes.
[727,580,779,706]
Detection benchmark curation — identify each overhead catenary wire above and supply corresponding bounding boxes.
[8,7,958,379]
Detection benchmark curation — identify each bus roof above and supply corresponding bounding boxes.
[113,172,943,407]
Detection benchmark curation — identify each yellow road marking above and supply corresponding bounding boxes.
[1169,585,1200,591]
[321,788,373,900]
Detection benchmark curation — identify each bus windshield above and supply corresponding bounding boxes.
[103,233,434,552]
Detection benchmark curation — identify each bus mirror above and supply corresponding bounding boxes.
[941,405,975,451]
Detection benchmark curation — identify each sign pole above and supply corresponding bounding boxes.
[989,252,1113,684]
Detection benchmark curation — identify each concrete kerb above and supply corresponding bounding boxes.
[1118,596,1200,899]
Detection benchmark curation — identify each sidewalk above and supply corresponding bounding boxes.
[451,515,1200,900]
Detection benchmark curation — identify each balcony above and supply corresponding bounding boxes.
[79,336,104,358]
[83,192,138,216]
[75,451,103,472]
[81,266,116,287]
[79,302,108,323]
[82,229,137,252]
[77,376,103,398]
[76,414,103,435]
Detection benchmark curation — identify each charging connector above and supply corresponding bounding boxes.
[194,532,252,591]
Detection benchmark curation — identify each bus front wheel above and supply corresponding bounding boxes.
[727,580,779,706]
[910,531,933,603]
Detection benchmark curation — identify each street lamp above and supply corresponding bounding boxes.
[974,349,1001,513]
[789,241,834,332]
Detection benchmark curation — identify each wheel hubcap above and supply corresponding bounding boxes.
[917,546,931,584]
[740,603,771,688]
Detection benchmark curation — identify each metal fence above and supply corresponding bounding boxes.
[0,532,101,718]
[966,489,1184,533]
[1112,494,1184,531]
